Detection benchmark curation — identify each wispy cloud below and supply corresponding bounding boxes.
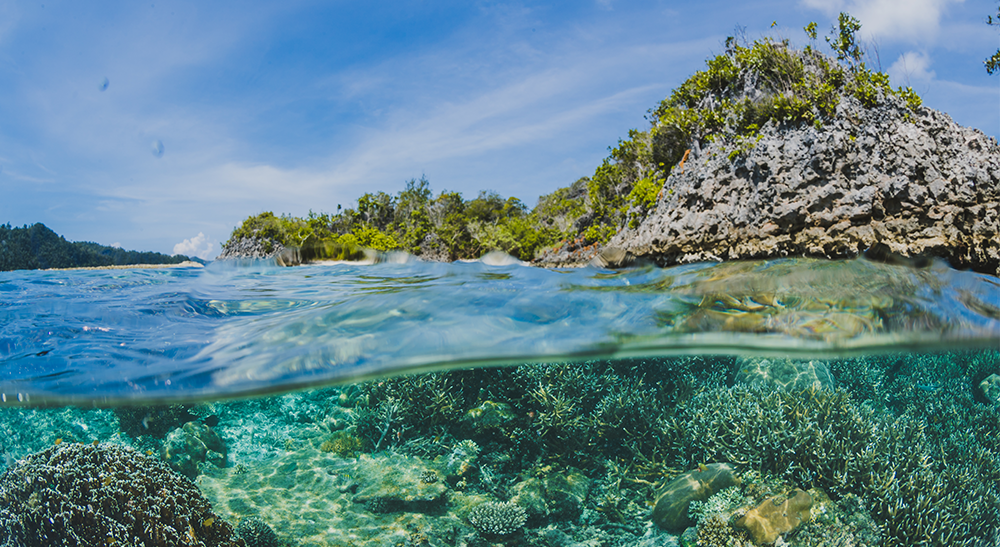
[888,51,936,87]
[800,0,964,44]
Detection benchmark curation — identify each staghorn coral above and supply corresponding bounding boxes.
[0,442,241,547]
[676,381,1000,546]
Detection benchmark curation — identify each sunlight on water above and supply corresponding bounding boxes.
[0,255,997,405]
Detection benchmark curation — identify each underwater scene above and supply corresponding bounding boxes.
[1,256,999,547]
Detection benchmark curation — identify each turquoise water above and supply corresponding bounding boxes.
[1,256,999,546]
[1,255,997,406]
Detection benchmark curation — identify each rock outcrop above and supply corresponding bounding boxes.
[735,488,813,544]
[217,234,286,260]
[650,463,739,532]
[609,95,1000,276]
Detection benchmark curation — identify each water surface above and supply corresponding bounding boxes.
[1,255,997,406]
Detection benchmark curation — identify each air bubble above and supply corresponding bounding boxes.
[151,140,164,158]
[99,77,109,91]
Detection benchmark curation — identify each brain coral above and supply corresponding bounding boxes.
[0,442,242,547]
[235,517,279,547]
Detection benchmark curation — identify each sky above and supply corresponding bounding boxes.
[0,0,996,260]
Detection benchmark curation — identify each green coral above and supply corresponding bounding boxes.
[688,485,747,526]
[319,431,366,457]
[468,501,527,536]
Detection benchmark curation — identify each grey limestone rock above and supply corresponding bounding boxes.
[217,234,286,260]
[610,95,1000,276]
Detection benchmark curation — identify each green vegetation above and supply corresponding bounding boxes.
[551,12,922,244]
[226,12,924,263]
[0,223,196,271]
[988,5,1000,74]
[226,177,566,261]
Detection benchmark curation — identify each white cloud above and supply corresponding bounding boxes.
[110,242,122,248]
[888,51,936,86]
[173,232,215,260]
[801,0,963,44]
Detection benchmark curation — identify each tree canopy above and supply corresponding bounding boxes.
[0,223,196,271]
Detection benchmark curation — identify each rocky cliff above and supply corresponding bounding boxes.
[603,93,1000,276]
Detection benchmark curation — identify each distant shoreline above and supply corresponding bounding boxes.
[43,261,205,271]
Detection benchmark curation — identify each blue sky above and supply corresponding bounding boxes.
[0,0,996,259]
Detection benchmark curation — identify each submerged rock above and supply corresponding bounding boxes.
[162,420,228,478]
[650,463,739,532]
[510,468,590,523]
[735,488,813,544]
[978,373,1000,405]
[735,357,835,391]
[351,453,448,513]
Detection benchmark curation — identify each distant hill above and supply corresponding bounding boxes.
[0,223,201,272]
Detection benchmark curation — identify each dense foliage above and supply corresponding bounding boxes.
[226,177,568,262]
[226,13,923,262]
[0,223,196,271]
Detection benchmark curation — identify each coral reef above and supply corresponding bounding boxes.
[0,442,240,546]
[236,517,280,547]
[2,350,997,546]
[320,430,366,457]
[978,373,1000,405]
[650,463,740,532]
[467,501,527,537]
[162,421,228,478]
[675,382,1000,546]
[510,468,590,523]
[114,404,197,439]
[0,406,120,473]
[734,488,813,544]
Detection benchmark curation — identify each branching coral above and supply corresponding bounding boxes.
[468,501,527,536]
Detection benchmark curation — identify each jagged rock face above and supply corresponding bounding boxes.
[612,94,1000,276]
[217,234,285,260]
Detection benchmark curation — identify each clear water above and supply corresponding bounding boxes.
[0,256,997,406]
[1,256,999,546]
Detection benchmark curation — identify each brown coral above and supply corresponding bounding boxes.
[0,442,241,547]
[735,488,812,544]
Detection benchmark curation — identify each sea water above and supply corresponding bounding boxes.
[0,256,998,546]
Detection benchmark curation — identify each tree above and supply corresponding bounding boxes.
[826,12,863,66]
[987,5,1000,74]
